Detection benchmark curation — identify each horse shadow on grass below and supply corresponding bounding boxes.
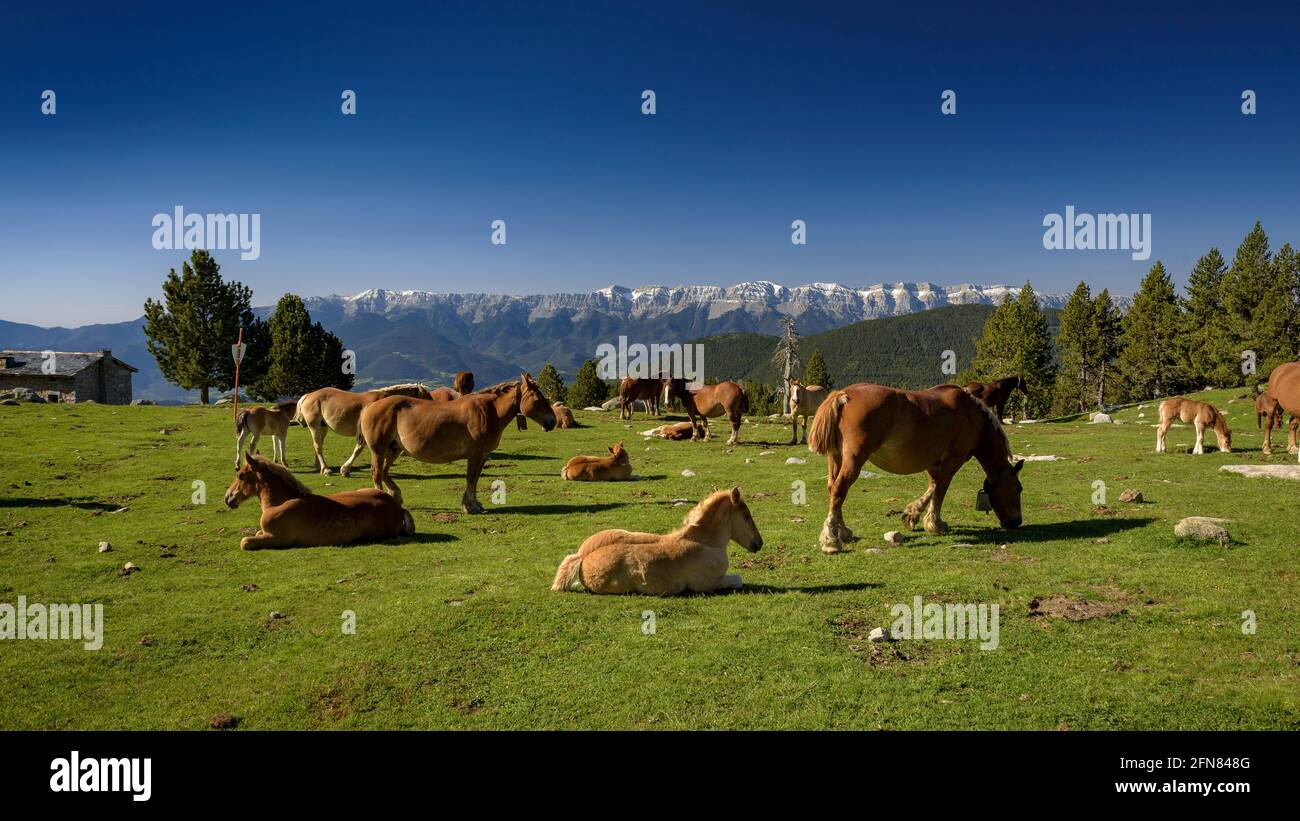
[944,517,1156,544]
[731,581,881,596]
[0,497,120,511]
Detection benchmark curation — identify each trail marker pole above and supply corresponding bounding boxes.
[232,328,246,420]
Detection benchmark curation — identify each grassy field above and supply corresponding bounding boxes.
[1,388,1297,730]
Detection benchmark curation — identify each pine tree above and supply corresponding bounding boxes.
[1254,242,1300,378]
[1117,261,1187,400]
[142,250,264,404]
[250,295,352,400]
[1181,248,1236,387]
[1091,289,1122,408]
[1052,282,1094,414]
[1221,222,1273,384]
[537,363,567,404]
[567,359,607,409]
[804,349,831,388]
[967,283,1055,418]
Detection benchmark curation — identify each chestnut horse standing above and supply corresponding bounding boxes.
[453,371,474,394]
[1155,397,1232,455]
[295,383,432,476]
[808,383,1024,554]
[665,378,750,444]
[1264,361,1300,460]
[787,378,829,445]
[1254,391,1297,454]
[224,452,414,550]
[551,487,762,595]
[964,376,1027,421]
[561,441,632,481]
[619,377,663,419]
[234,401,297,468]
[360,373,556,512]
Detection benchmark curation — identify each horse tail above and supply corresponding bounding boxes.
[807,390,848,455]
[551,552,584,592]
[292,395,308,426]
[235,409,250,435]
[738,384,750,413]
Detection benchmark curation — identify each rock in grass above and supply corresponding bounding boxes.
[1089,412,1112,424]
[758,451,775,456]
[1118,489,1143,503]
[864,547,884,555]
[98,541,112,553]
[868,627,895,642]
[269,611,285,620]
[120,561,139,575]
[785,456,807,465]
[883,530,904,546]
[680,469,696,477]
[1174,517,1230,544]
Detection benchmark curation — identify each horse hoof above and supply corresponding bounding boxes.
[340,468,352,478]
[924,521,949,535]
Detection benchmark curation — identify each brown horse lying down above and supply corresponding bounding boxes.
[808,383,1024,553]
[295,383,432,476]
[453,370,474,394]
[361,373,556,512]
[235,401,297,468]
[553,404,577,428]
[788,378,829,444]
[1263,362,1300,458]
[964,376,1026,420]
[645,421,696,440]
[551,488,762,595]
[1156,397,1231,454]
[224,452,414,550]
[562,442,632,481]
[665,378,750,443]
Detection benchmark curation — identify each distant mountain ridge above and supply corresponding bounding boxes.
[1,281,1112,402]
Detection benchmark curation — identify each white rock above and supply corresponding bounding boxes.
[785,456,807,465]
[758,451,775,457]
[883,530,904,546]
[1174,517,1230,543]
[1220,464,1300,481]
[1089,412,1113,424]
[98,541,112,553]
[680,469,696,477]
[864,547,884,555]
[583,406,604,412]
[1013,454,1059,462]
[868,627,895,642]
[121,562,139,574]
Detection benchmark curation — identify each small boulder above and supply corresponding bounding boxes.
[119,561,140,575]
[758,450,775,457]
[868,627,895,642]
[1118,489,1143,503]
[1174,517,1230,544]
[883,530,904,546]
[785,456,807,465]
[98,541,113,553]
[680,469,696,477]
[864,547,884,555]
[1089,412,1112,424]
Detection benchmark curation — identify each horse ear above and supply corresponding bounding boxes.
[730,486,742,503]
[1013,459,1025,472]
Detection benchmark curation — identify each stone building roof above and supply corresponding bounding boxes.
[0,349,139,377]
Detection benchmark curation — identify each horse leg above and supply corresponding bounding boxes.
[338,438,366,478]
[372,444,403,505]
[240,531,293,550]
[1289,416,1299,454]
[727,410,740,445]
[249,434,261,457]
[309,424,331,474]
[1155,418,1169,453]
[901,479,936,532]
[461,453,487,514]
[922,466,957,535]
[1193,420,1205,455]
[821,451,863,554]
[235,428,247,469]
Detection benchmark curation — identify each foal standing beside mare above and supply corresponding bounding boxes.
[808,383,1024,554]
[1155,397,1232,455]
[234,401,297,468]
[295,383,432,476]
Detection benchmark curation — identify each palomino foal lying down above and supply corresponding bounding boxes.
[551,488,763,595]
[561,441,632,481]
[224,452,414,550]
[1156,397,1232,455]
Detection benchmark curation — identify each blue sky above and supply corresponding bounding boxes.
[2,0,1298,326]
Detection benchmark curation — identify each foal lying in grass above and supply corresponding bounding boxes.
[551,487,762,595]
[224,452,414,550]
[561,441,632,481]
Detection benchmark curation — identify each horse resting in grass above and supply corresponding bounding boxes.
[963,376,1027,421]
[787,378,829,445]
[1263,361,1300,459]
[562,441,632,481]
[664,378,750,444]
[808,383,1024,554]
[1156,397,1231,455]
[360,373,556,512]
[294,383,432,476]
[234,401,297,469]
[224,452,414,550]
[551,487,762,595]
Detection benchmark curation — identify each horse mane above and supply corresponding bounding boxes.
[374,382,427,397]
[681,489,732,528]
[248,453,313,497]
[478,380,518,395]
[969,392,1013,461]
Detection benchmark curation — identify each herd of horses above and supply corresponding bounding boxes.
[224,359,1300,595]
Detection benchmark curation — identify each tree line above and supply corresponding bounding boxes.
[143,250,353,403]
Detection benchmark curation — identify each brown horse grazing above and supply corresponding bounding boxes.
[808,383,1024,554]
[360,373,556,512]
[1254,392,1297,455]
[223,452,414,550]
[234,401,297,468]
[787,378,829,445]
[964,376,1027,421]
[619,377,663,419]
[295,383,432,476]
[551,487,763,595]
[1156,397,1232,455]
[665,378,750,443]
[1264,361,1300,461]
[552,404,577,428]
[453,371,474,394]
[644,421,696,440]
[561,441,632,481]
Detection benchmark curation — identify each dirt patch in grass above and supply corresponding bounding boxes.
[831,611,930,667]
[738,543,786,570]
[1028,586,1138,621]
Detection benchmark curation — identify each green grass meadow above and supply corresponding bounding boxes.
[1,388,1297,729]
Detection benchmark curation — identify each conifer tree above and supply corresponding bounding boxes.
[567,359,607,409]
[1181,248,1236,387]
[804,349,831,388]
[1117,261,1187,400]
[537,363,567,404]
